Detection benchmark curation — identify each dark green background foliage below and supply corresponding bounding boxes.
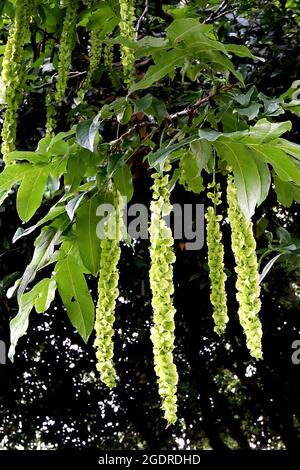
[1,0,300,449]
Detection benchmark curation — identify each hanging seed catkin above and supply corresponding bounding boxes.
[45,93,56,137]
[149,163,178,425]
[206,182,228,335]
[54,0,78,103]
[77,28,102,103]
[119,0,136,87]
[94,190,124,388]
[1,0,31,160]
[226,174,263,360]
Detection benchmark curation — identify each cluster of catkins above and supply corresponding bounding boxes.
[206,173,262,359]
[226,174,262,359]
[2,0,137,143]
[0,0,31,160]
[119,0,136,86]
[93,168,178,424]
[148,163,178,425]
[205,182,229,335]
[94,189,124,389]
[46,0,78,135]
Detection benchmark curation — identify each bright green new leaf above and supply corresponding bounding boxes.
[225,43,263,61]
[166,18,215,44]
[16,165,49,222]
[34,278,57,314]
[129,49,187,94]
[214,141,268,219]
[0,163,31,205]
[76,196,101,276]
[251,145,300,185]
[274,175,294,207]
[55,255,95,342]
[5,151,50,164]
[113,164,134,201]
[178,152,204,194]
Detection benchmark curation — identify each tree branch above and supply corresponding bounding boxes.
[169,84,236,120]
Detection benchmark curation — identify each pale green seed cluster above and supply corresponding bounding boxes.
[119,0,136,87]
[226,174,263,360]
[54,0,78,103]
[206,183,228,335]
[1,0,31,160]
[94,191,124,388]
[45,92,56,137]
[103,42,115,83]
[149,164,178,425]
[77,28,102,103]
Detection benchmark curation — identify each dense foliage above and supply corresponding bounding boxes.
[0,0,300,449]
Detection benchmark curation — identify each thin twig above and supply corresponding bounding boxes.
[32,71,87,90]
[204,0,229,23]
[209,8,236,22]
[135,0,149,39]
[169,84,236,120]
[111,122,157,146]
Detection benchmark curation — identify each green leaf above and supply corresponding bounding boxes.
[55,255,95,342]
[133,94,153,113]
[129,49,187,94]
[274,175,294,207]
[133,94,168,123]
[9,289,35,361]
[225,43,263,61]
[250,145,300,185]
[233,86,255,106]
[16,166,49,222]
[66,192,87,221]
[0,163,31,205]
[76,196,101,276]
[147,134,199,170]
[235,103,261,120]
[190,140,214,173]
[34,278,56,313]
[253,155,271,206]
[116,102,132,125]
[9,278,56,360]
[214,141,266,219]
[5,151,50,164]
[242,119,292,143]
[277,139,300,162]
[12,205,66,243]
[178,151,204,194]
[166,18,214,44]
[113,164,133,201]
[76,113,100,152]
[11,226,62,300]
[199,50,244,83]
[87,5,119,35]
